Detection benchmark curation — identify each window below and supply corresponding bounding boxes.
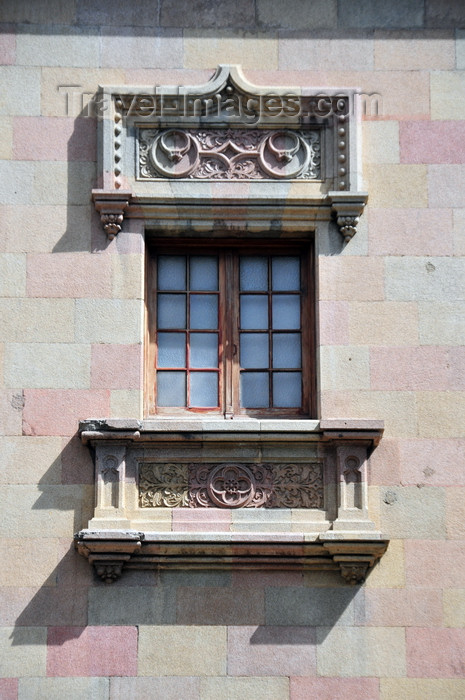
[146,239,315,417]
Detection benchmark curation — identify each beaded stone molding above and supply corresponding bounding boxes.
[91,65,367,243]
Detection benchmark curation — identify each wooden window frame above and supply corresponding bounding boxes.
[145,237,316,418]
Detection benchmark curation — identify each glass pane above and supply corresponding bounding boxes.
[158,256,186,290]
[272,295,300,329]
[273,372,301,407]
[240,257,268,291]
[240,372,269,408]
[190,333,218,368]
[158,332,186,368]
[272,333,301,368]
[240,333,269,369]
[157,371,186,406]
[240,295,268,330]
[190,372,218,407]
[190,256,218,291]
[158,294,186,329]
[190,294,218,329]
[272,256,300,291]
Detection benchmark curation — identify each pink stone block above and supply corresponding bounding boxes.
[172,508,231,532]
[318,301,349,345]
[13,117,96,161]
[400,121,465,164]
[399,439,465,486]
[407,628,465,677]
[362,588,443,627]
[23,389,110,436]
[0,679,18,700]
[26,253,112,298]
[0,390,23,436]
[368,208,454,256]
[47,626,137,677]
[0,26,16,65]
[368,437,401,486]
[370,347,449,391]
[290,677,379,700]
[228,625,316,677]
[91,344,142,390]
[405,540,465,588]
[448,347,465,390]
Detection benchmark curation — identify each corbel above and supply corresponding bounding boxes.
[328,191,368,243]
[92,189,132,240]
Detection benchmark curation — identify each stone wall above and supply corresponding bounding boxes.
[1,1,464,698]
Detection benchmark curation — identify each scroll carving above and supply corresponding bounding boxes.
[139,462,323,509]
[138,128,320,181]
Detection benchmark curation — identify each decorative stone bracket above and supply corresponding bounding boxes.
[329,191,368,243]
[75,418,388,584]
[92,190,131,240]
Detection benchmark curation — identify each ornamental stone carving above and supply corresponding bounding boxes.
[138,127,320,181]
[139,463,189,508]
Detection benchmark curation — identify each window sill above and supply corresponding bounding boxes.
[75,418,388,584]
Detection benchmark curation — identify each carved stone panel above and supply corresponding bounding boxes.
[138,127,321,181]
[139,462,324,509]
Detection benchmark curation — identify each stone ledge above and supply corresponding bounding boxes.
[75,529,388,585]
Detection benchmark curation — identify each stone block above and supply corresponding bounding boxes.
[0,298,74,343]
[2,204,91,254]
[91,344,142,390]
[0,117,12,159]
[319,257,384,301]
[176,587,264,626]
[47,626,137,677]
[426,0,465,28]
[0,679,17,700]
[279,31,373,71]
[417,391,465,438]
[0,389,23,436]
[399,439,465,486]
[101,29,183,69]
[200,677,289,700]
[365,164,427,208]
[0,25,16,65]
[0,161,34,204]
[405,540,465,588]
[258,0,336,28]
[431,72,465,120]
[138,625,227,676]
[374,29,454,70]
[32,161,96,206]
[1,1,75,23]
[27,252,111,298]
[110,677,200,700]
[361,588,443,627]
[16,26,99,68]
[77,0,158,26]
[318,301,349,345]
[172,508,231,532]
[365,538,405,588]
[0,436,62,484]
[110,390,142,418]
[75,299,142,344]
[444,589,465,628]
[401,120,465,164]
[0,626,46,677]
[265,587,356,627]
[320,389,417,438]
[22,388,110,436]
[0,254,26,297]
[419,301,465,345]
[316,627,406,677]
[386,256,465,302]
[368,208,453,256]
[232,570,304,588]
[446,487,465,540]
[112,254,144,299]
[0,484,83,537]
[368,437,401,486]
[453,209,465,255]
[0,537,57,586]
[338,0,424,28]
[290,678,379,700]
[4,343,91,389]
[161,0,255,28]
[320,346,370,391]
[380,679,465,700]
[457,30,465,69]
[429,164,465,208]
[231,507,292,531]
[370,346,450,391]
[379,485,445,539]
[227,625,316,677]
[19,678,109,700]
[184,31,278,70]
[406,628,465,678]
[0,66,41,115]
[349,301,419,346]
[14,116,96,161]
[1,583,88,627]
[363,121,399,164]
[41,67,126,118]
[88,585,177,626]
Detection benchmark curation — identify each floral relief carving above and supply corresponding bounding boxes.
[138,127,320,181]
[139,462,323,509]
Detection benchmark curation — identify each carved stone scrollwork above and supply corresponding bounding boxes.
[139,463,189,508]
[94,562,123,584]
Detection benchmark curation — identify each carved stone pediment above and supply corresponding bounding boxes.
[92,65,367,241]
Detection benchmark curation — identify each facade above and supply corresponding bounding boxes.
[1,1,465,698]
